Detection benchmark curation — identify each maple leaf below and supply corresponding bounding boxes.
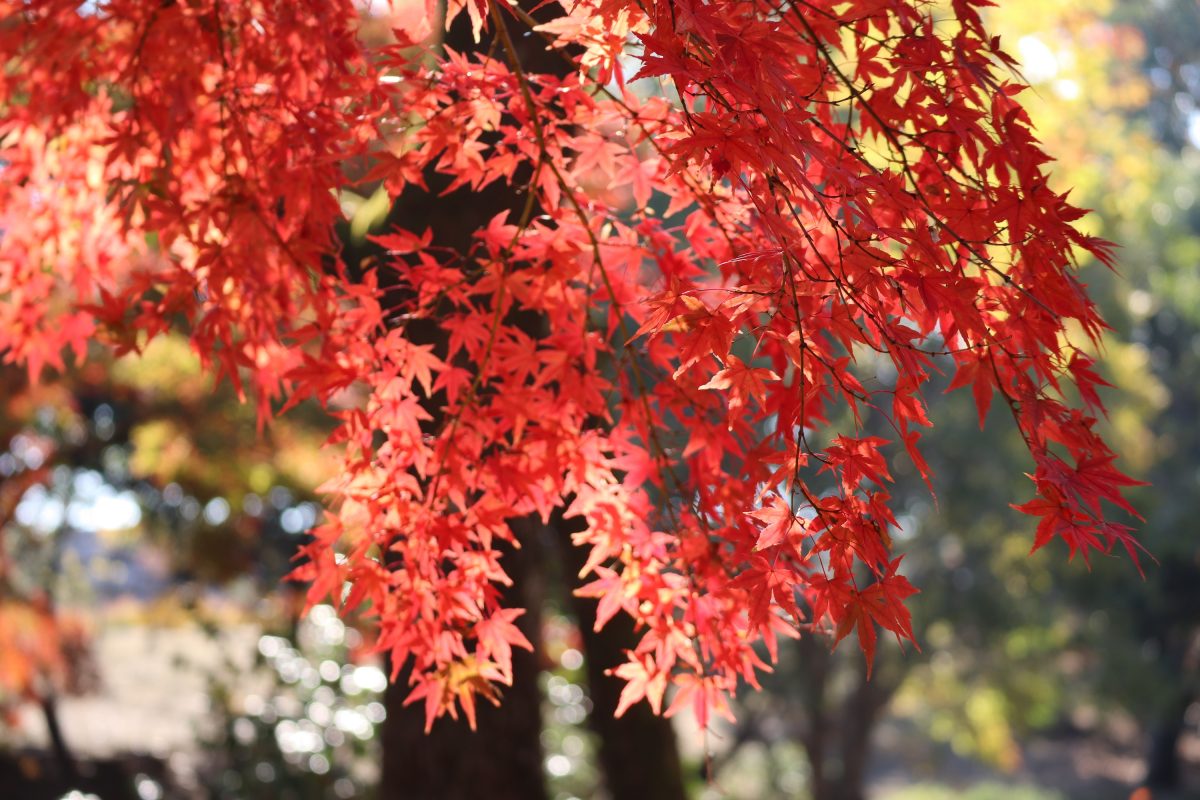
[1012,497,1064,555]
[576,567,631,632]
[730,555,802,628]
[406,655,504,732]
[946,350,996,429]
[699,355,780,420]
[745,493,800,552]
[823,436,892,491]
[832,558,918,676]
[1066,353,1112,413]
[611,653,669,716]
[474,609,534,684]
[663,673,735,730]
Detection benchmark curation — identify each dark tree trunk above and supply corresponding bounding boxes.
[372,7,569,791]
[558,517,688,800]
[39,693,78,790]
[826,657,898,800]
[358,5,595,799]
[797,634,832,800]
[370,165,553,800]
[795,637,903,800]
[1141,621,1200,790]
[1144,689,1193,789]
[380,534,547,800]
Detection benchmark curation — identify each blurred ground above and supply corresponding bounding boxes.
[6,622,1198,799]
[6,621,261,794]
[871,716,1200,800]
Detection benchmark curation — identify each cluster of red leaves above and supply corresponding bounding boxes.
[1,0,1143,729]
[1,0,378,411]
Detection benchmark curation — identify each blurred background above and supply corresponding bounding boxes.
[3,0,1200,798]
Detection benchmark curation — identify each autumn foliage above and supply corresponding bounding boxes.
[1,0,1144,729]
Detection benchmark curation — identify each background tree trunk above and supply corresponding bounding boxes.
[369,7,569,796]
[380,535,547,800]
[357,5,688,798]
[557,517,688,800]
[39,694,78,790]
[795,636,904,800]
[363,137,554,800]
[1144,688,1194,789]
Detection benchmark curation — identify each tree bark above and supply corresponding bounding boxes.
[795,637,903,800]
[380,533,547,800]
[826,657,899,800]
[39,693,79,790]
[365,6,587,798]
[369,146,553,800]
[558,517,688,800]
[1144,688,1193,789]
[797,634,832,800]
